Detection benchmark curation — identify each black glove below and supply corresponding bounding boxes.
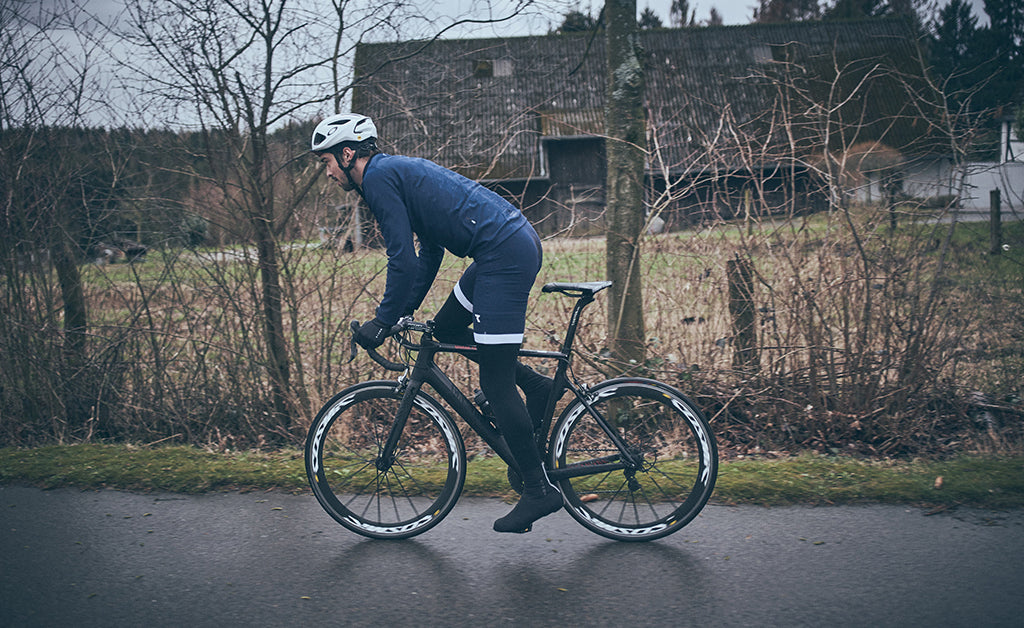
[354,318,391,350]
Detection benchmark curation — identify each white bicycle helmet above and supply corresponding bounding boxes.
[310,113,377,153]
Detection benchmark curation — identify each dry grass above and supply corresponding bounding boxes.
[2,210,1021,458]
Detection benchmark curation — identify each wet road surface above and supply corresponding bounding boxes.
[2,486,1022,627]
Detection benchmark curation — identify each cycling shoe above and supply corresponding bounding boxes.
[493,487,563,533]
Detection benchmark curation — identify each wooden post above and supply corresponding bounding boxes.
[887,173,897,231]
[990,189,1002,256]
[727,256,758,374]
[744,188,753,236]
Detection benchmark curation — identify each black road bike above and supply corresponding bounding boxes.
[305,281,717,541]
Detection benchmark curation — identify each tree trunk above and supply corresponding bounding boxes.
[53,234,90,426]
[247,129,293,433]
[604,0,646,373]
[254,219,292,431]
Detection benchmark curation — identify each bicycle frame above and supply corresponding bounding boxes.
[380,344,516,472]
[373,283,642,481]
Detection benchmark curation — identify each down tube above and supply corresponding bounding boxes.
[424,362,519,468]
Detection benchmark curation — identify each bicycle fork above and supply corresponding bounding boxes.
[374,345,439,472]
[376,377,422,472]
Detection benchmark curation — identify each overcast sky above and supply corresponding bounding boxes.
[631,0,754,25]
[29,0,990,127]
[415,0,990,36]
[65,0,989,37]
[418,0,765,37]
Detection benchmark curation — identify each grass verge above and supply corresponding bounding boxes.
[2,444,1022,508]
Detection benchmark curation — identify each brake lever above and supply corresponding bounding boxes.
[349,318,422,372]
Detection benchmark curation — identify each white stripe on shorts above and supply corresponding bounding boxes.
[453,282,474,312]
[474,332,524,345]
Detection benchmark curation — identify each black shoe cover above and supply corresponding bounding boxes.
[493,488,563,533]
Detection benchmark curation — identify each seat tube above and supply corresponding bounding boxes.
[524,293,594,441]
[560,294,594,354]
[537,355,570,434]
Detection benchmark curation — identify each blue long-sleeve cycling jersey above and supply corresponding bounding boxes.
[361,154,530,325]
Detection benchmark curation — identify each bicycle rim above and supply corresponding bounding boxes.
[305,383,466,540]
[550,380,717,541]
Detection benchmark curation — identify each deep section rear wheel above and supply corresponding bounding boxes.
[305,382,466,539]
[549,379,717,541]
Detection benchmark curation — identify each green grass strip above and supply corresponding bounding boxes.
[713,454,1024,508]
[1,445,1022,508]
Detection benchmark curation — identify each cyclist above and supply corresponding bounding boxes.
[311,113,562,533]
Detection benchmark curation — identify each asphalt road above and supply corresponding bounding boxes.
[2,486,1022,627]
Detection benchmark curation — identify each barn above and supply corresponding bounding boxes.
[351,18,953,235]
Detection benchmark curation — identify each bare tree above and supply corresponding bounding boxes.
[604,0,647,372]
[0,1,111,436]
[636,23,1021,454]
[111,0,553,438]
[115,0,384,433]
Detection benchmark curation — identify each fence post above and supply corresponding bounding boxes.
[989,189,1002,256]
[727,256,758,374]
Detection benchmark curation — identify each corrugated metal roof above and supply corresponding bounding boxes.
[352,18,930,179]
[539,108,604,137]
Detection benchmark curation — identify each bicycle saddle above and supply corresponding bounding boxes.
[541,281,613,297]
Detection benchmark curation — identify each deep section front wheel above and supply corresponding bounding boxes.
[305,381,466,539]
[549,378,717,541]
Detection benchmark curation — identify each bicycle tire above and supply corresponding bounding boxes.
[305,381,466,540]
[549,378,717,541]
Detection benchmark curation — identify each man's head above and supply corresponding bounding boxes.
[311,113,379,191]
[311,113,377,153]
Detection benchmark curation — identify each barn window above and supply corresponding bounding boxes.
[474,58,513,78]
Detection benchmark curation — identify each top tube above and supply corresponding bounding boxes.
[353,280,612,371]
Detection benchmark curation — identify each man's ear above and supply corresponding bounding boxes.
[341,146,356,167]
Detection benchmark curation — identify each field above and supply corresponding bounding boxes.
[1,205,1022,458]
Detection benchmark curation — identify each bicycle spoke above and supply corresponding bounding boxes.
[387,460,426,513]
[643,466,689,502]
[305,384,465,540]
[630,479,671,518]
[339,463,383,505]
[551,381,717,541]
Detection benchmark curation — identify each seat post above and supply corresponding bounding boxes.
[540,281,612,355]
[559,293,596,355]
